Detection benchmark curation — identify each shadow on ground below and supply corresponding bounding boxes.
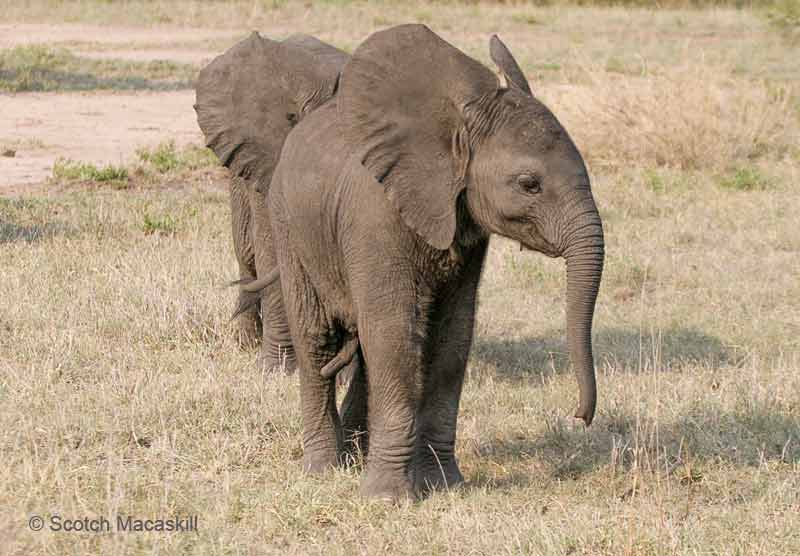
[468,404,799,490]
[471,326,737,378]
[0,221,72,243]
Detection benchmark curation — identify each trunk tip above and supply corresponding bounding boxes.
[574,409,594,427]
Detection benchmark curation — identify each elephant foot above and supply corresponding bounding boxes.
[302,448,339,475]
[256,345,298,374]
[360,466,417,503]
[414,450,464,494]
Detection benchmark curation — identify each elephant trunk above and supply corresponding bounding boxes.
[562,201,604,426]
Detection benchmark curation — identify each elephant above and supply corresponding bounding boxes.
[194,32,349,372]
[262,24,605,501]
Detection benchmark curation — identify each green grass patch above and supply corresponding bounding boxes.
[535,62,562,71]
[511,13,543,25]
[719,166,772,191]
[643,168,667,193]
[136,141,218,175]
[52,158,128,184]
[142,212,178,236]
[49,144,217,188]
[0,44,196,92]
[766,0,800,40]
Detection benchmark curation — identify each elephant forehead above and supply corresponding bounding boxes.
[494,101,567,151]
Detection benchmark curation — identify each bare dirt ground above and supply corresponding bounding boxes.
[0,23,236,192]
[0,91,201,191]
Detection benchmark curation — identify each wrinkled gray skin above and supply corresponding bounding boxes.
[195,32,349,372]
[269,25,605,501]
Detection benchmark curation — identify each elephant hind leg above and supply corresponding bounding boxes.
[257,289,298,374]
[234,290,262,349]
[230,176,261,348]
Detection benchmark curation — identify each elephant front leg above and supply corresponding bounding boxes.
[358,303,427,502]
[414,248,485,493]
[414,362,467,493]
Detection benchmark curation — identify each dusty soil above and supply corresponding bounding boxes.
[0,91,202,191]
[0,23,237,193]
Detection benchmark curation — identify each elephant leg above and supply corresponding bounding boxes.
[339,349,368,464]
[273,215,342,473]
[357,292,428,501]
[294,321,343,474]
[249,184,297,373]
[256,282,297,373]
[230,176,261,347]
[414,243,487,493]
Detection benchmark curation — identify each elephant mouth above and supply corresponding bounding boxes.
[519,239,560,258]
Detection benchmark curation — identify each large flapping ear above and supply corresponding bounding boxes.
[195,32,348,182]
[338,24,498,250]
[489,34,532,96]
[284,34,349,75]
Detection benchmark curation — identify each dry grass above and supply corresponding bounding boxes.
[544,62,797,171]
[0,45,196,92]
[2,1,799,555]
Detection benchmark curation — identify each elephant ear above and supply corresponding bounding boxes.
[283,34,349,73]
[195,32,347,182]
[489,34,532,96]
[338,24,498,250]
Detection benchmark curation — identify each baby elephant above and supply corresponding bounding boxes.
[266,25,604,501]
[195,32,349,372]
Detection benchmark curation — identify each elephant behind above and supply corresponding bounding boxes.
[194,32,349,371]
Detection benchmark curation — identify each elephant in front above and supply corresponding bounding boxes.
[264,25,605,501]
[195,32,349,372]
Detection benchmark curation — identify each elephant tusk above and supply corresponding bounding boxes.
[320,333,360,379]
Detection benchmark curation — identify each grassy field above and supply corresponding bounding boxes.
[0,45,196,92]
[1,1,799,555]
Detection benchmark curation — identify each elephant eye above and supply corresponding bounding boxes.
[286,112,299,126]
[517,174,541,193]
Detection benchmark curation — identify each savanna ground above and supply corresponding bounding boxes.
[1,1,799,554]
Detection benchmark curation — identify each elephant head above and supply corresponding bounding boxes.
[339,25,604,424]
[195,32,348,186]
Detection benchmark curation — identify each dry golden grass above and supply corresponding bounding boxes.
[2,1,799,555]
[545,62,797,171]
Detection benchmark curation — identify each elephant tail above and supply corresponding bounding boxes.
[229,266,280,320]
